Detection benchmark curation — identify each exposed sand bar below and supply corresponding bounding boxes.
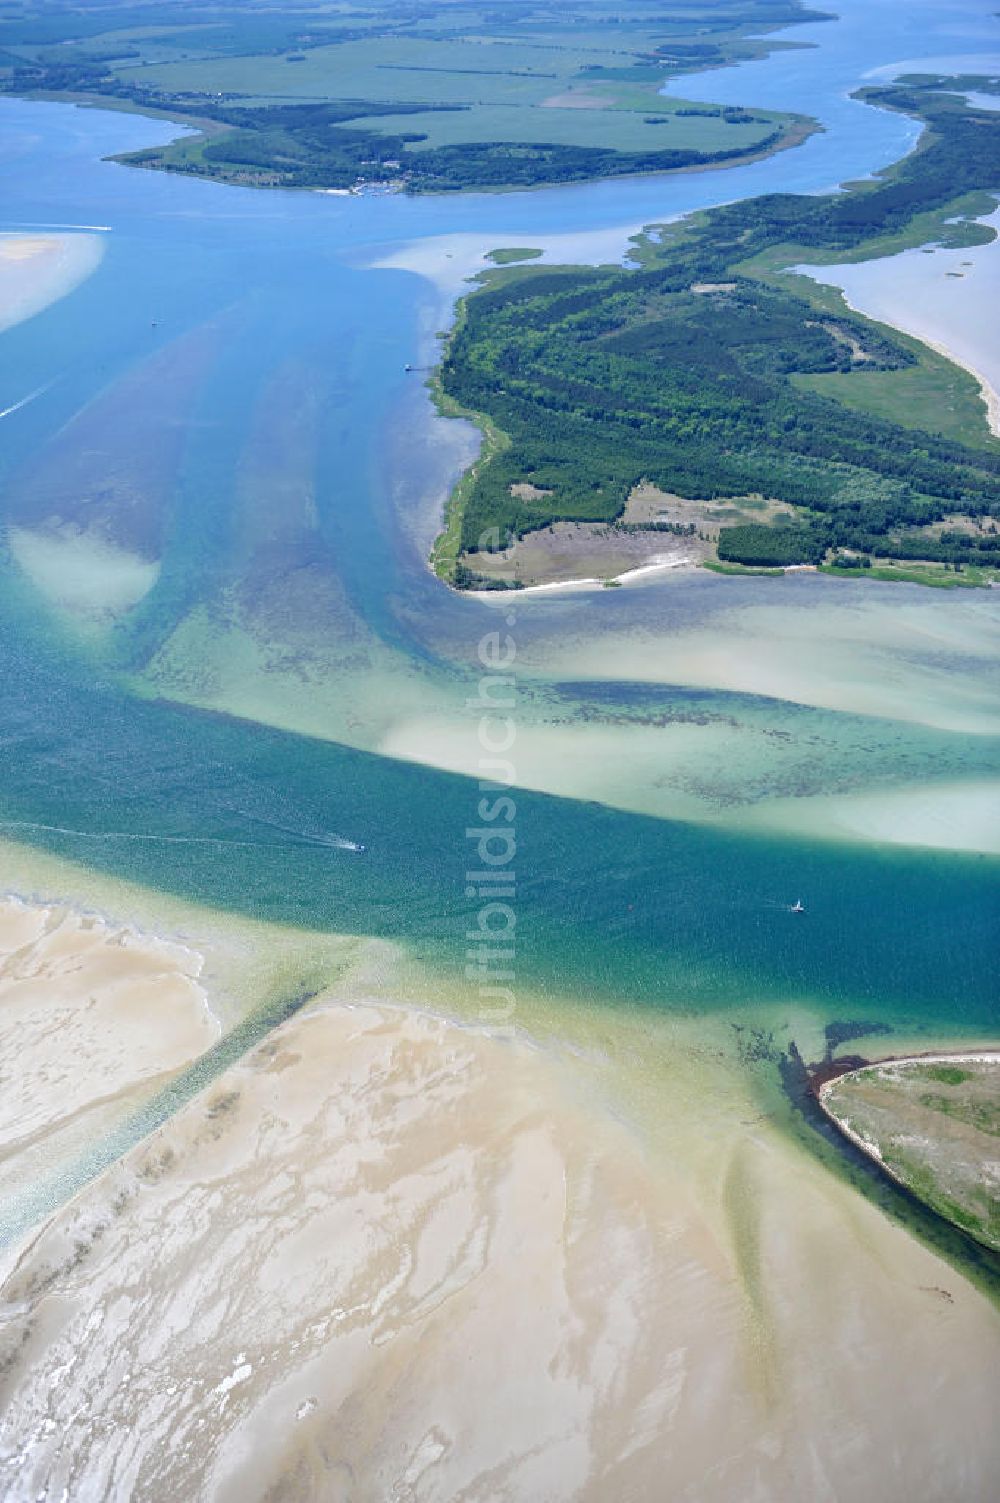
[368,221,647,296]
[0,231,106,336]
[0,895,218,1217]
[798,203,1000,436]
[1,991,999,1501]
[0,861,997,1498]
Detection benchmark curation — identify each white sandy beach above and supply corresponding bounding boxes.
[469,555,695,598]
[0,232,105,335]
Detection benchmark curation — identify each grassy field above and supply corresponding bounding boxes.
[0,0,820,192]
[117,36,604,105]
[822,1058,1000,1251]
[349,100,780,153]
[820,559,999,587]
[791,350,996,448]
[730,185,1000,445]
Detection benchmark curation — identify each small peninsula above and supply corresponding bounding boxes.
[0,0,821,195]
[820,1055,1000,1252]
[433,78,1000,590]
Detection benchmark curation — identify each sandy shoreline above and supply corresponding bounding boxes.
[469,555,696,599]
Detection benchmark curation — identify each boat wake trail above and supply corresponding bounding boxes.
[0,818,365,854]
[228,809,366,853]
[0,381,53,421]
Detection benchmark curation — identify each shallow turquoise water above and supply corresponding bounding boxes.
[0,0,997,1045]
[1,622,996,1032]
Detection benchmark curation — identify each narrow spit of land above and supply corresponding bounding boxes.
[820,1053,1000,1252]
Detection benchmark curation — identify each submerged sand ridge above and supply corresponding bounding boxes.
[1,987,999,1502]
[0,232,105,336]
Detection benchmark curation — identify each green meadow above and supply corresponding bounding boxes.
[0,0,817,190]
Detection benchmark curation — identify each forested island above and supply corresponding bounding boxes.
[434,77,1000,587]
[0,0,822,193]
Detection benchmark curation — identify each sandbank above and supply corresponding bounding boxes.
[2,991,999,1500]
[8,524,160,628]
[0,895,218,1214]
[0,232,105,336]
[527,590,1000,733]
[0,854,997,1498]
[379,710,1000,853]
[728,779,1000,855]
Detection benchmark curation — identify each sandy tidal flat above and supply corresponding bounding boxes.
[2,988,1000,1502]
[0,896,218,1218]
[0,232,105,336]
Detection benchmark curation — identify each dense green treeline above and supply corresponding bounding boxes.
[158,108,784,192]
[438,81,1000,574]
